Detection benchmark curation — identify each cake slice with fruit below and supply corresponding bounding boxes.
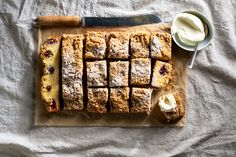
[151,61,173,88]
[40,36,61,112]
[158,92,185,122]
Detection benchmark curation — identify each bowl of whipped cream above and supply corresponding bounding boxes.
[171,10,213,51]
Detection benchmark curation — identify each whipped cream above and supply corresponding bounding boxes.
[172,13,206,46]
[158,94,176,112]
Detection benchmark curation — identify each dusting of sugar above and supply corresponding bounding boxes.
[111,76,123,86]
[110,38,128,56]
[87,61,106,86]
[151,36,162,56]
[109,61,128,87]
[62,36,83,105]
[132,60,151,78]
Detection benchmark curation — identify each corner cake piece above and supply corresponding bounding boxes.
[130,88,153,114]
[40,36,61,112]
[131,58,151,85]
[110,87,129,113]
[108,32,129,59]
[85,32,106,59]
[158,92,185,122]
[87,88,108,113]
[151,60,173,88]
[86,60,107,87]
[61,34,84,110]
[150,31,172,61]
[109,61,129,87]
[130,32,150,58]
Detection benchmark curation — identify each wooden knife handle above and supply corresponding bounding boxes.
[36,16,82,26]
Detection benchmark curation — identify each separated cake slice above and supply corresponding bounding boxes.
[130,88,153,114]
[108,32,129,59]
[86,60,107,87]
[109,61,129,87]
[131,58,151,86]
[151,60,173,88]
[87,88,108,113]
[158,92,185,122]
[61,34,84,110]
[150,31,172,61]
[130,32,150,58]
[110,87,129,113]
[40,36,61,112]
[85,32,106,59]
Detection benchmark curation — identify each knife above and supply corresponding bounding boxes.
[36,15,161,27]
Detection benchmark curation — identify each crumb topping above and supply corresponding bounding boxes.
[131,59,151,85]
[62,35,83,109]
[87,61,107,87]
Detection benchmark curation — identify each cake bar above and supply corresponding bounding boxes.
[40,36,61,112]
[109,61,129,87]
[108,32,129,59]
[61,34,84,110]
[131,58,151,85]
[130,88,153,114]
[150,31,172,61]
[85,32,106,59]
[110,87,129,113]
[87,88,108,113]
[159,92,185,122]
[130,32,150,58]
[151,60,173,88]
[86,60,107,87]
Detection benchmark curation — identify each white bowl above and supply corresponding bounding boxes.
[171,10,213,51]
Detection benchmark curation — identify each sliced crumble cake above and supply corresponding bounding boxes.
[86,60,107,87]
[87,88,108,113]
[110,87,130,113]
[131,58,151,86]
[108,32,129,59]
[130,32,150,58]
[150,31,172,61]
[85,32,106,59]
[109,61,129,87]
[61,34,84,110]
[130,88,153,114]
[40,36,61,112]
[151,60,173,88]
[158,92,185,122]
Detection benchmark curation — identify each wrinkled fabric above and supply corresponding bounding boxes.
[0,0,236,156]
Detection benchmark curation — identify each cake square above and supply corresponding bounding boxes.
[61,34,84,110]
[110,87,130,113]
[130,32,150,58]
[151,60,173,88]
[108,32,129,59]
[158,92,185,122]
[87,88,108,113]
[86,60,107,87]
[130,88,153,114]
[130,58,151,85]
[150,31,172,60]
[109,61,129,87]
[85,32,106,59]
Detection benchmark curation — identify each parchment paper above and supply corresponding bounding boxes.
[35,23,189,127]
[1,0,236,156]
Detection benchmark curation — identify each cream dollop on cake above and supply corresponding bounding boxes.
[158,94,176,112]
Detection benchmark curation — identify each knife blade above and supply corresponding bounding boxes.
[83,15,162,27]
[36,15,162,27]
